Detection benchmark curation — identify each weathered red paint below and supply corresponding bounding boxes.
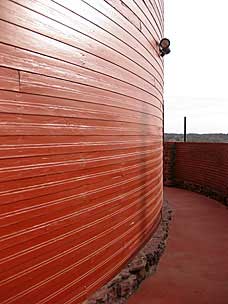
[0,0,164,303]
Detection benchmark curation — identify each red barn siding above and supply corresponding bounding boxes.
[0,1,164,303]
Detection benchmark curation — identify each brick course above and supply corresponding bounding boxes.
[164,142,228,205]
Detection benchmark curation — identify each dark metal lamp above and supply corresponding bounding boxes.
[159,38,171,57]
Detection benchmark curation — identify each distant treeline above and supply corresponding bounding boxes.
[165,133,228,143]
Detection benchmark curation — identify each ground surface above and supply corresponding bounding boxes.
[128,187,228,304]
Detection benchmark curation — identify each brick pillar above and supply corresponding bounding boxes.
[163,142,176,186]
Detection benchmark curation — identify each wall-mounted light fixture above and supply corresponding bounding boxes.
[159,38,171,57]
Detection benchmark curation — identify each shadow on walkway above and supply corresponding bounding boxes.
[128,187,228,304]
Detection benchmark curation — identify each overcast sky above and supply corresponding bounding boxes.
[164,0,228,134]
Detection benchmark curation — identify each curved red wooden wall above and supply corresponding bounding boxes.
[0,1,164,303]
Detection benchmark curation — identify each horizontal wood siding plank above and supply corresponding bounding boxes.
[0,67,20,91]
[0,1,163,89]
[10,0,163,84]
[0,22,163,100]
[82,0,163,72]
[18,72,162,109]
[137,0,163,29]
[0,0,164,303]
[124,0,162,38]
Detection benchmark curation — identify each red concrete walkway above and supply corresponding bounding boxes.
[128,187,228,304]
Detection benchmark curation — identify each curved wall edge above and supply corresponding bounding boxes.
[0,1,164,303]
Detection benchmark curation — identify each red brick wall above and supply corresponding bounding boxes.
[164,142,228,204]
[163,142,176,186]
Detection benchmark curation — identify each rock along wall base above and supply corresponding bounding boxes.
[86,201,172,304]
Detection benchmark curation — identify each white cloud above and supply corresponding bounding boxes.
[164,0,228,133]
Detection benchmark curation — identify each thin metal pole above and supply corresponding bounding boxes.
[184,116,187,142]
